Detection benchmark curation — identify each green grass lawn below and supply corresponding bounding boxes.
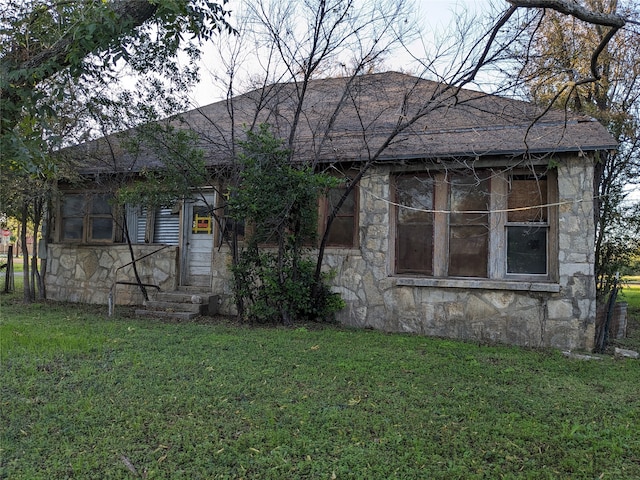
[614,283,640,352]
[1,295,639,479]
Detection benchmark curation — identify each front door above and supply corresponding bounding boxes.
[181,193,216,288]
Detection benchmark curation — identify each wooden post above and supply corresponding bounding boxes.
[3,245,14,293]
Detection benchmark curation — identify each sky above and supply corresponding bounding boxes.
[189,0,499,105]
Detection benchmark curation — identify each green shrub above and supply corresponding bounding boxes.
[228,124,344,324]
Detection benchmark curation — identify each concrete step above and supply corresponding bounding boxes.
[144,300,205,314]
[154,291,207,304]
[135,309,198,321]
[136,291,221,320]
[178,285,212,293]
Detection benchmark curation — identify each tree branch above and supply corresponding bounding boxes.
[508,0,629,82]
[506,0,627,28]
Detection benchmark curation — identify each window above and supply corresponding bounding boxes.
[394,169,555,280]
[396,174,434,274]
[60,193,115,243]
[506,175,548,275]
[323,186,358,247]
[448,174,489,277]
[88,194,114,241]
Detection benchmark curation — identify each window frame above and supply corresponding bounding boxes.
[319,183,359,249]
[59,192,117,244]
[503,171,558,281]
[393,168,557,282]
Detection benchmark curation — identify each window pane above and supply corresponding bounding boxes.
[326,187,356,247]
[396,175,434,224]
[396,175,434,274]
[450,175,489,225]
[508,176,547,222]
[62,217,83,240]
[91,194,112,215]
[397,224,433,274]
[448,225,488,277]
[327,216,354,247]
[328,188,355,215]
[507,226,547,274]
[90,218,113,240]
[62,195,84,216]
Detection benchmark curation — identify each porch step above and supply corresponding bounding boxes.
[135,289,220,321]
[135,309,199,321]
[154,291,209,304]
[144,300,204,314]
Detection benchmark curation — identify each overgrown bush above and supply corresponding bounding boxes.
[231,251,344,324]
[228,124,345,324]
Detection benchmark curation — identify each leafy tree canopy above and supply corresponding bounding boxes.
[0,0,234,172]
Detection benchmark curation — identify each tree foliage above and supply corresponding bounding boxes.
[0,0,233,302]
[1,0,232,168]
[507,0,640,300]
[227,124,343,324]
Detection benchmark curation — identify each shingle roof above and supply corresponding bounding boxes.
[71,71,617,174]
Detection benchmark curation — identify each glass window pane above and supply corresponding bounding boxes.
[327,217,354,246]
[328,188,355,215]
[397,224,433,274]
[62,217,84,240]
[397,175,434,224]
[62,195,85,216]
[508,177,547,222]
[450,175,489,225]
[91,194,112,215]
[507,226,547,274]
[90,218,113,240]
[449,225,488,277]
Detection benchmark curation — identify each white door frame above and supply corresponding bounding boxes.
[180,191,216,288]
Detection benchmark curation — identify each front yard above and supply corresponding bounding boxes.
[1,283,639,479]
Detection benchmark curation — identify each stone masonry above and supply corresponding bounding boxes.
[46,244,178,306]
[324,156,596,350]
[45,154,596,350]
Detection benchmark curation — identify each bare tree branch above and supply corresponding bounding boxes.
[506,0,628,27]
[507,0,634,83]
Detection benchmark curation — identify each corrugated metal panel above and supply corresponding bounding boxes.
[136,208,147,244]
[125,205,143,244]
[154,208,180,245]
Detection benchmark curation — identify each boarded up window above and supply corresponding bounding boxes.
[508,176,547,222]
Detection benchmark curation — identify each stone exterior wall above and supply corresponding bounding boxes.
[45,154,596,350]
[45,244,179,306]
[323,156,596,350]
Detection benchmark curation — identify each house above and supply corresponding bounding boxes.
[46,72,617,350]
